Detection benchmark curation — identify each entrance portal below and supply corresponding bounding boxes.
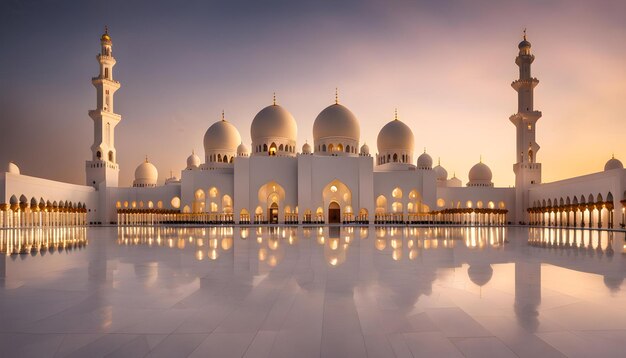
[269,202,279,224]
[328,202,341,224]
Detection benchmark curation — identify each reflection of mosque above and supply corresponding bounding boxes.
[113,226,626,333]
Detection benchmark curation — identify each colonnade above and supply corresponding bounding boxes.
[527,201,622,229]
[117,209,235,225]
[374,209,508,225]
[0,203,87,228]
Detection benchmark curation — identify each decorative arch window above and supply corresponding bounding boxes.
[104,68,109,79]
[279,144,284,151]
[217,154,222,162]
[328,144,334,152]
[108,151,113,162]
[393,153,398,162]
[96,151,101,159]
[269,143,277,156]
[337,144,343,152]
[263,143,268,152]
[322,144,327,152]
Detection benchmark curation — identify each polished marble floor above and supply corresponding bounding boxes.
[1,226,626,357]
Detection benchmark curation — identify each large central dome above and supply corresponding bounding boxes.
[251,104,297,143]
[313,103,360,155]
[251,103,297,156]
[313,104,360,142]
[377,119,414,154]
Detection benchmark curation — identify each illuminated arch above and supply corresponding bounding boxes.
[257,181,286,222]
[322,179,352,220]
[222,195,233,214]
[375,195,387,214]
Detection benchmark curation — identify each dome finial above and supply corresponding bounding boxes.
[335,87,339,104]
[192,149,195,155]
[424,147,426,154]
[272,92,276,106]
[221,110,225,121]
[394,108,398,121]
[612,153,615,159]
[480,155,483,163]
[438,157,441,166]
[105,25,109,35]
[523,28,527,41]
[145,155,148,163]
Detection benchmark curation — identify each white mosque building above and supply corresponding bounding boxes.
[1,29,625,229]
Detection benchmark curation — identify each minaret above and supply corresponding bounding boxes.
[86,26,121,188]
[510,30,542,223]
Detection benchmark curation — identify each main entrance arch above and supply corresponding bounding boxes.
[257,181,286,224]
[328,202,341,224]
[322,179,353,224]
[269,202,279,224]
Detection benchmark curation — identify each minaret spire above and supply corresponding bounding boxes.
[86,27,122,189]
[511,32,543,224]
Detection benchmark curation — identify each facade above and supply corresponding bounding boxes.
[1,29,625,229]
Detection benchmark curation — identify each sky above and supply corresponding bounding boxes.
[1,0,625,187]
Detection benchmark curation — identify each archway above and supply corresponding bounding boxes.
[329,201,341,224]
[322,179,352,223]
[258,181,286,223]
[269,202,279,224]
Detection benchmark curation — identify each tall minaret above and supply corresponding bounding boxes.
[510,30,542,224]
[86,26,121,189]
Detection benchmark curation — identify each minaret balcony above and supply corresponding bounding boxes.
[89,109,121,121]
[91,77,121,88]
[509,111,542,124]
[511,78,539,90]
[96,54,116,64]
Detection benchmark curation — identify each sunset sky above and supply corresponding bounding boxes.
[1,0,625,187]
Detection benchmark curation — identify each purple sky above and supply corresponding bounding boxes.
[1,0,625,187]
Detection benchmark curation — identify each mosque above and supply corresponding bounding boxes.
[1,29,625,229]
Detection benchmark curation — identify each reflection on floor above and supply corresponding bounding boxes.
[0,226,625,358]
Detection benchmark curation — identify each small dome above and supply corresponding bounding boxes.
[237,142,250,156]
[6,161,20,175]
[518,39,531,50]
[313,104,360,143]
[360,143,370,156]
[101,27,111,42]
[434,162,448,181]
[302,142,312,154]
[203,119,241,154]
[251,104,297,143]
[377,119,414,154]
[133,159,158,187]
[604,156,623,171]
[468,161,493,187]
[417,151,433,170]
[186,151,201,170]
